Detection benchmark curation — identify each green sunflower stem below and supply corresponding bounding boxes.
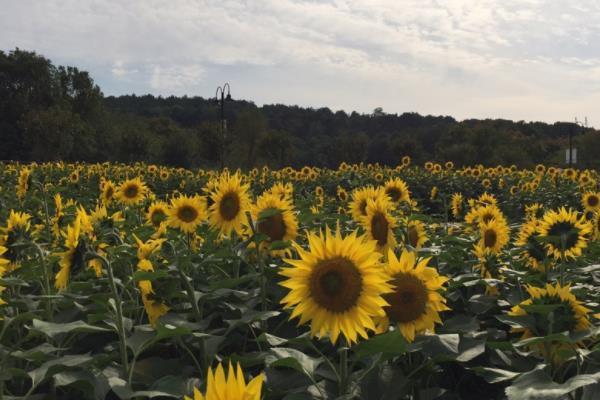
[245,211,268,318]
[338,343,349,396]
[177,265,203,322]
[32,242,52,321]
[98,254,130,376]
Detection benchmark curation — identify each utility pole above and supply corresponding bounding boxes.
[215,83,231,169]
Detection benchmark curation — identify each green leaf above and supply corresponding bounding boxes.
[132,269,170,282]
[472,367,520,384]
[506,366,600,400]
[31,319,110,338]
[353,330,407,358]
[28,354,94,389]
[266,347,322,376]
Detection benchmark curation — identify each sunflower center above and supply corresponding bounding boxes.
[177,205,198,223]
[408,226,419,248]
[547,221,578,250]
[309,257,362,313]
[481,213,494,224]
[106,187,114,199]
[219,192,240,221]
[371,212,389,246]
[124,185,139,199]
[359,200,368,216]
[588,195,599,207]
[483,229,497,248]
[386,188,402,202]
[258,210,286,241]
[150,210,166,227]
[384,273,428,323]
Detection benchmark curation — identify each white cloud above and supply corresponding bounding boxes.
[1,0,600,124]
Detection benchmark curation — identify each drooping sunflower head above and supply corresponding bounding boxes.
[383,177,411,204]
[167,195,207,234]
[537,207,592,260]
[252,191,298,254]
[379,249,449,342]
[508,283,591,360]
[477,218,510,255]
[280,225,392,344]
[184,362,264,400]
[115,177,148,206]
[208,173,252,237]
[361,196,397,253]
[582,192,600,212]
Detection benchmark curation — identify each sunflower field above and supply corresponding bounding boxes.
[1,159,600,400]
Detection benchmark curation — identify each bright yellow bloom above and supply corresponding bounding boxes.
[184,363,263,400]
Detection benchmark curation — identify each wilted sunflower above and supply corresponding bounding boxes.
[115,177,148,206]
[184,363,263,400]
[508,283,591,361]
[405,220,428,250]
[515,219,548,272]
[477,218,510,255]
[361,196,397,253]
[251,191,298,254]
[383,177,410,204]
[208,173,251,237]
[582,192,600,212]
[450,193,463,219]
[378,249,449,342]
[537,207,592,260]
[167,195,207,233]
[280,225,392,344]
[349,186,385,222]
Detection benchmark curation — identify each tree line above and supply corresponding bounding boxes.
[2,48,599,169]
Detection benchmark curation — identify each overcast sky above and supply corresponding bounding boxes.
[2,0,600,125]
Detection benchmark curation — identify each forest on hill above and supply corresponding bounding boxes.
[2,48,599,169]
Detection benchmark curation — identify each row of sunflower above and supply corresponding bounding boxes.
[0,160,600,399]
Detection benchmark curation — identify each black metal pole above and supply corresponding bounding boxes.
[220,89,225,169]
[568,127,572,167]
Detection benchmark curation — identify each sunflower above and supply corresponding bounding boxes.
[55,218,87,290]
[472,243,505,286]
[184,363,263,400]
[0,210,32,270]
[348,186,385,222]
[115,177,148,206]
[383,178,410,204]
[508,283,590,361]
[525,203,543,220]
[378,249,449,342]
[145,201,168,228]
[279,225,392,344]
[537,207,592,260]
[251,192,298,254]
[16,168,31,201]
[477,192,497,207]
[430,186,438,200]
[464,204,505,228]
[167,195,207,234]
[208,173,252,237]
[477,218,510,255]
[337,186,348,202]
[134,236,168,326]
[101,180,116,205]
[405,220,427,250]
[361,196,397,253]
[582,192,600,212]
[515,219,548,272]
[450,193,463,219]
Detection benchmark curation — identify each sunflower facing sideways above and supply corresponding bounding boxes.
[184,363,263,400]
[251,191,298,255]
[378,249,449,342]
[146,201,169,229]
[208,173,252,237]
[405,219,428,250]
[55,217,87,290]
[508,282,591,361]
[515,219,548,272]
[361,196,397,254]
[537,207,592,260]
[167,195,207,233]
[100,180,116,205]
[279,225,392,344]
[450,193,464,219]
[115,177,148,206]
